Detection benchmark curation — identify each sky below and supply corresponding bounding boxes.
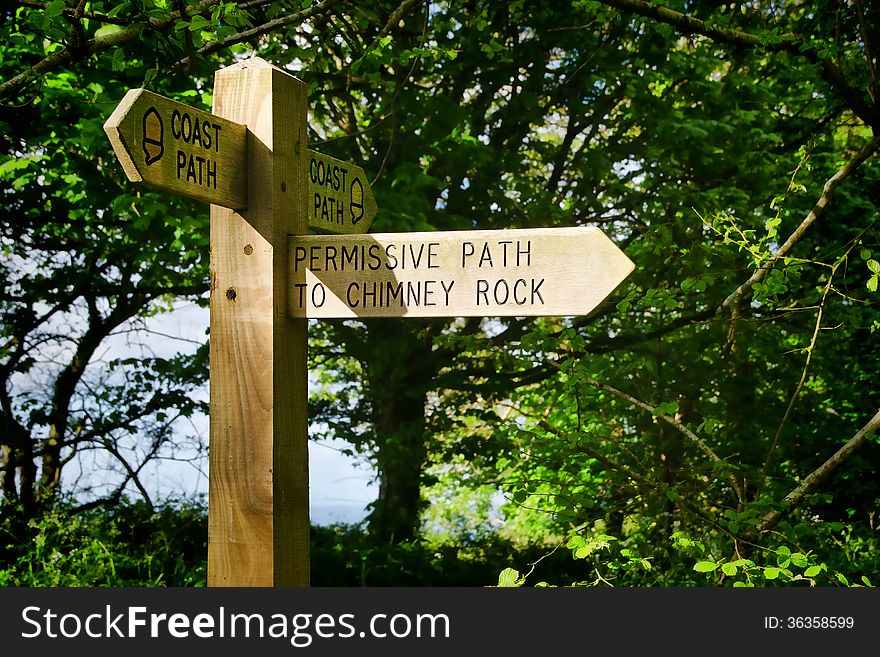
[75,299,377,526]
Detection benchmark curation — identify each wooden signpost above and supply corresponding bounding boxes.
[104,57,634,588]
[288,227,633,318]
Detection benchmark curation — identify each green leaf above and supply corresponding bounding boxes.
[46,0,65,18]
[804,565,823,578]
[653,400,679,418]
[94,24,124,39]
[693,560,718,572]
[497,568,523,587]
[721,562,737,577]
[868,259,880,274]
[867,276,878,292]
[764,567,780,580]
[789,553,808,568]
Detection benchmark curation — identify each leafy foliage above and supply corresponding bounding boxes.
[2,0,879,587]
[0,497,207,586]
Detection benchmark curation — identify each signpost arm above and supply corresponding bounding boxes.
[208,58,310,586]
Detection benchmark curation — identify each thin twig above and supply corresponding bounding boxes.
[756,409,880,533]
[721,135,880,312]
[754,252,840,498]
[1,0,224,103]
[169,0,344,73]
[567,370,745,504]
[590,0,877,126]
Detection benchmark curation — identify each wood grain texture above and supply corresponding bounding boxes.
[287,227,635,318]
[208,58,309,586]
[104,88,247,209]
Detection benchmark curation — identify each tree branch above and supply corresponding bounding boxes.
[754,252,841,498]
[169,0,344,73]
[591,0,878,128]
[721,134,880,312]
[0,0,224,104]
[756,409,880,534]
[579,375,745,504]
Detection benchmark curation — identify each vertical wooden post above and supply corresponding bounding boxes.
[207,58,310,586]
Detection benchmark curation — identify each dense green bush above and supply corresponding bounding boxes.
[0,497,207,586]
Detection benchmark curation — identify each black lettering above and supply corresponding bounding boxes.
[517,240,532,266]
[385,244,398,270]
[293,282,307,306]
[176,150,186,179]
[192,117,203,148]
[513,278,528,304]
[441,280,454,305]
[368,244,382,270]
[409,243,425,269]
[186,155,196,183]
[494,279,509,304]
[498,240,512,266]
[476,279,489,305]
[479,242,493,267]
[171,110,182,139]
[342,245,358,270]
[428,242,439,268]
[406,281,421,306]
[181,113,192,142]
[531,278,545,304]
[346,282,359,308]
[206,159,216,189]
[387,282,403,306]
[363,282,377,306]
[309,245,321,271]
[293,246,307,271]
[325,245,338,271]
[462,242,475,267]
[311,283,326,308]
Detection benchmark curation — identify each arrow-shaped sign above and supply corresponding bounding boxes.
[288,227,634,318]
[104,88,248,209]
[105,89,380,232]
[307,150,377,234]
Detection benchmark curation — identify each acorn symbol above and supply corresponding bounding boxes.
[350,177,364,224]
[141,106,164,165]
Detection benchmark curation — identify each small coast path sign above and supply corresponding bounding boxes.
[308,150,377,234]
[104,88,247,209]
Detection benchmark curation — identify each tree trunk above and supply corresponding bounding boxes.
[364,322,438,543]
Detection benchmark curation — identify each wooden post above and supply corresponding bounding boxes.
[207,58,310,586]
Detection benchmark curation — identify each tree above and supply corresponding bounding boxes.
[3,0,878,587]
